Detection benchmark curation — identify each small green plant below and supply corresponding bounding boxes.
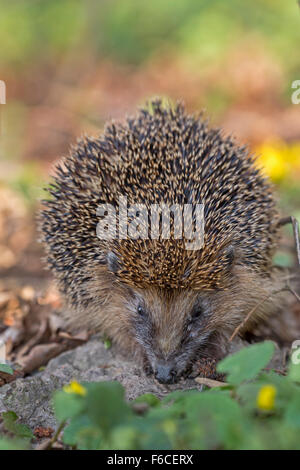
[0,364,13,375]
[0,411,33,450]
[50,341,300,450]
[0,437,28,450]
[1,341,300,449]
[1,411,34,440]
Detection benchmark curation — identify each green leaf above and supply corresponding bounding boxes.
[0,437,28,450]
[109,425,140,450]
[188,392,242,424]
[140,428,172,450]
[86,382,132,435]
[0,363,13,375]
[75,426,102,450]
[126,415,172,450]
[1,411,33,439]
[217,341,275,385]
[272,252,294,268]
[288,360,300,383]
[101,335,112,350]
[53,390,85,421]
[134,393,160,407]
[63,415,94,447]
[104,339,112,350]
[162,388,199,405]
[285,395,300,428]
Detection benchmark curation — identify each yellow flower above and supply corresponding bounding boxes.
[256,139,300,183]
[256,141,288,182]
[256,385,276,411]
[63,380,87,396]
[287,143,300,169]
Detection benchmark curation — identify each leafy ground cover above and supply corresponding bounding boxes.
[1,341,300,450]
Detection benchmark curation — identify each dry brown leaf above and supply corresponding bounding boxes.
[34,427,54,439]
[0,368,24,386]
[58,330,89,342]
[37,285,62,309]
[19,343,67,375]
[15,317,49,361]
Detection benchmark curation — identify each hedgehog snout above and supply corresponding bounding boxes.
[154,361,178,384]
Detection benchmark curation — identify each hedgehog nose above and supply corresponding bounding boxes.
[154,363,177,384]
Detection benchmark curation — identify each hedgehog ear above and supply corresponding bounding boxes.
[107,251,121,274]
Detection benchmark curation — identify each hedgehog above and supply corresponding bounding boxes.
[40,100,282,384]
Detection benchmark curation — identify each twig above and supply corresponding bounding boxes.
[282,270,300,303]
[288,286,300,303]
[194,377,228,388]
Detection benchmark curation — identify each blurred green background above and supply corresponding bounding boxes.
[0,0,299,276]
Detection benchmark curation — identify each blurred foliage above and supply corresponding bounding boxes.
[48,342,300,449]
[0,364,13,375]
[0,437,28,450]
[1,411,33,440]
[0,0,84,67]
[4,342,300,450]
[11,162,45,206]
[0,0,299,77]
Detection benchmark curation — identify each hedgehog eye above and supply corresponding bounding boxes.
[137,305,146,316]
[190,307,203,321]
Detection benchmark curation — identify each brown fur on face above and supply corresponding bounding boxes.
[60,263,281,383]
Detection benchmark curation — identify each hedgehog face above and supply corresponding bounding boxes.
[126,287,217,384]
